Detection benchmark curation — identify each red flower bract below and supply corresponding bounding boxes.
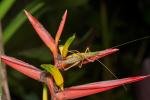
[1,55,42,81]
[55,10,67,47]
[24,10,58,60]
[82,48,119,64]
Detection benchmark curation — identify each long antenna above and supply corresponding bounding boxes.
[96,60,127,90]
[112,36,150,48]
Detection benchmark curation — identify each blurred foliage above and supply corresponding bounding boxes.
[0,0,15,20]
[1,0,150,100]
[3,0,44,44]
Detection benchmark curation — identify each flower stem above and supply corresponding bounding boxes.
[43,84,48,100]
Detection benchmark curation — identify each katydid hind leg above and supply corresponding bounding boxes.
[78,60,84,68]
[64,61,80,71]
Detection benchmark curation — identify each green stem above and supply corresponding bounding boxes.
[43,84,48,100]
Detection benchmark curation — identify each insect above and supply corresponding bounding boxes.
[59,48,125,90]
[59,48,118,70]
[58,34,118,70]
[58,35,150,90]
[58,35,150,70]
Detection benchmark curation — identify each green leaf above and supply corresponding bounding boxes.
[62,34,75,57]
[40,64,64,90]
[3,0,44,44]
[0,0,15,20]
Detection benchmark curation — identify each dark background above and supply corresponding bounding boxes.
[1,0,150,100]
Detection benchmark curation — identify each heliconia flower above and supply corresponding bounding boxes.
[57,48,119,70]
[1,55,150,99]
[2,9,150,100]
[24,10,119,70]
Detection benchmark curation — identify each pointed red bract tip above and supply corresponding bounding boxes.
[101,48,119,55]
[83,48,119,64]
[24,10,58,58]
[1,55,42,81]
[55,10,68,46]
[56,75,150,99]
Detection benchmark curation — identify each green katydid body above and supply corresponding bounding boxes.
[63,51,100,64]
[60,51,101,70]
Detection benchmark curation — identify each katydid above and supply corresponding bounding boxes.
[58,48,125,89]
[57,36,150,91]
[58,34,119,70]
[58,48,119,70]
[58,35,150,70]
